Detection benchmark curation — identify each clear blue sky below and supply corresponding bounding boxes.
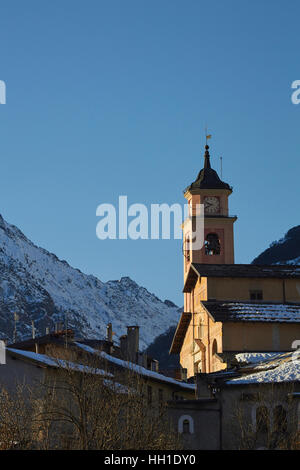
[0,0,299,305]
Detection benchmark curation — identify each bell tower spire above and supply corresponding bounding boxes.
[182,140,237,294]
[204,145,211,169]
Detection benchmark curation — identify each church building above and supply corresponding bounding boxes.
[170,144,300,378]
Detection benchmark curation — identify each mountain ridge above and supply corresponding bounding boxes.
[0,214,180,349]
[252,225,300,265]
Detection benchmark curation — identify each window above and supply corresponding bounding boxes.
[212,339,218,356]
[158,389,163,404]
[241,392,260,401]
[198,320,202,339]
[182,419,190,434]
[147,385,152,405]
[185,236,190,262]
[178,415,194,434]
[250,290,263,301]
[256,406,269,434]
[274,405,287,433]
[205,233,221,255]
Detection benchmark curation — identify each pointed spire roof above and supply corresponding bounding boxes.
[203,144,211,169]
[184,144,232,193]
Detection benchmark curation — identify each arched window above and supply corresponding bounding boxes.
[198,320,203,339]
[183,419,190,434]
[212,339,218,356]
[178,415,194,434]
[205,233,221,256]
[256,406,269,434]
[273,405,287,433]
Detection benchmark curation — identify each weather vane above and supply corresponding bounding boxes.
[205,126,212,145]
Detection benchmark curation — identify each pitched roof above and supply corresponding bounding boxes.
[75,342,195,391]
[183,263,300,292]
[169,312,192,355]
[192,263,300,279]
[226,351,300,385]
[184,145,232,193]
[6,347,111,376]
[202,301,300,323]
[202,351,300,385]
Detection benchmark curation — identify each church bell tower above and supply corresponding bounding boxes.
[183,143,237,283]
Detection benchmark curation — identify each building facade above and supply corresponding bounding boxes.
[170,144,300,378]
[168,352,300,450]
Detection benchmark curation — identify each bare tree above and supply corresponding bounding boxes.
[0,349,181,450]
[0,383,39,449]
[230,383,299,450]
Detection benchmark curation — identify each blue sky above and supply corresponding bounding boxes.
[0,0,299,305]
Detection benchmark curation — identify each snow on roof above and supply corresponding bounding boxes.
[203,301,300,323]
[7,347,111,376]
[227,352,300,385]
[75,342,195,391]
[284,256,300,265]
[192,263,300,279]
[7,347,135,394]
[234,352,283,365]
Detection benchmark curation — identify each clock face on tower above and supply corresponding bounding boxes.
[204,196,220,214]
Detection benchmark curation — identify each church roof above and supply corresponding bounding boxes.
[184,145,232,193]
[183,263,300,292]
[169,312,191,355]
[192,263,300,278]
[202,301,300,323]
[169,301,300,355]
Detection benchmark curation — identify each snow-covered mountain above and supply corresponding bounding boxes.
[252,225,300,266]
[0,214,180,349]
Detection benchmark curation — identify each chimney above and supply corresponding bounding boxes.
[181,368,187,381]
[196,373,212,398]
[138,352,148,368]
[106,323,113,343]
[120,335,128,359]
[127,326,139,363]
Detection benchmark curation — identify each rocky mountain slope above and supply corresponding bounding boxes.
[252,225,300,265]
[0,214,180,349]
